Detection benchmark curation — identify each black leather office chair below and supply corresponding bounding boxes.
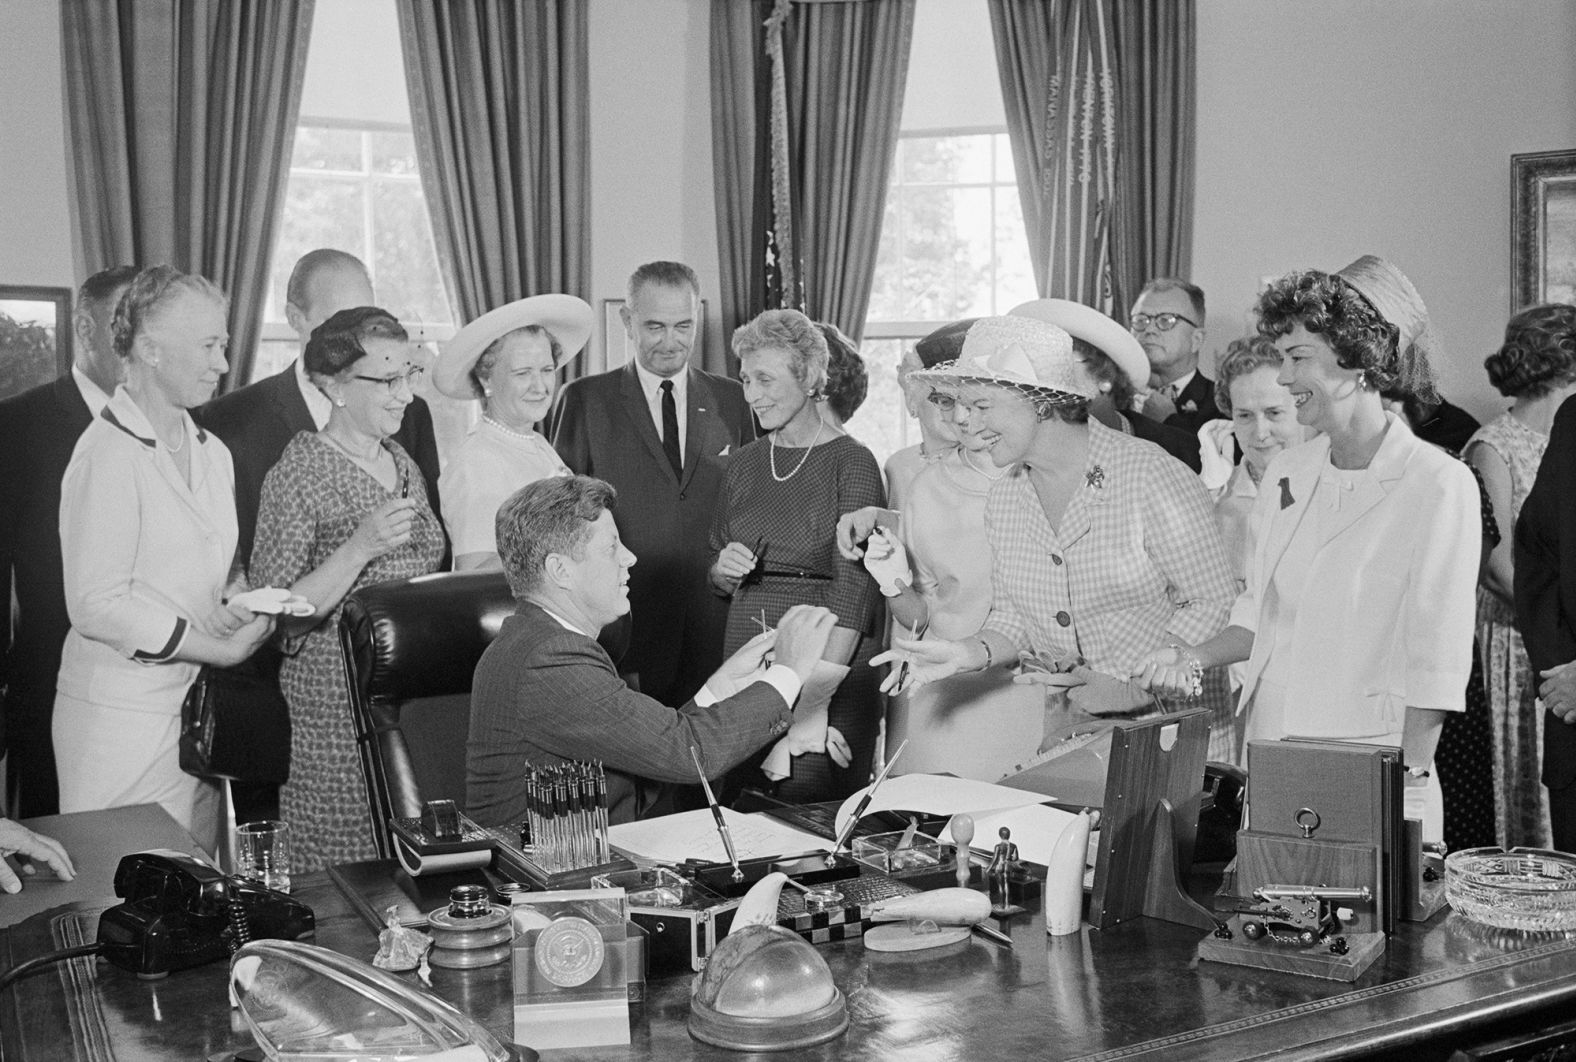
[338,570,629,859]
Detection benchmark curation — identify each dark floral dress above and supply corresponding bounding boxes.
[252,432,446,872]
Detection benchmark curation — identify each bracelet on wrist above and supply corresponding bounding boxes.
[1168,643,1204,698]
[973,637,994,673]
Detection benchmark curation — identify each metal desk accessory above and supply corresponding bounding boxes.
[1197,739,1394,981]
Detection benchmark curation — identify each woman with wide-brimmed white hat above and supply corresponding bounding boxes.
[434,295,594,570]
[869,314,1236,745]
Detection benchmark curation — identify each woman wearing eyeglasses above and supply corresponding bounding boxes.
[251,307,446,871]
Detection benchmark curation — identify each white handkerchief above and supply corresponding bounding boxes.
[229,587,316,617]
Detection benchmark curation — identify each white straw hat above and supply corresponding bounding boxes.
[434,294,594,400]
[910,315,1093,402]
[1009,298,1150,391]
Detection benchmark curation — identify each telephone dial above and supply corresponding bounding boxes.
[95,850,315,978]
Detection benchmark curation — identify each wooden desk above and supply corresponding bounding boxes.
[5,814,1576,1060]
[1,805,204,930]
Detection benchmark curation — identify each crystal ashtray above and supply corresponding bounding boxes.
[1444,847,1576,932]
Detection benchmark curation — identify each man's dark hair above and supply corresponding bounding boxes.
[497,475,618,599]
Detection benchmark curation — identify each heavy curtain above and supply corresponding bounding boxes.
[988,0,1194,318]
[396,0,590,369]
[60,0,314,389]
[710,0,914,353]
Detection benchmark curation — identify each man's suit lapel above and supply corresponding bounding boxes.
[268,364,316,436]
[681,370,720,490]
[619,363,677,483]
[1178,372,1212,415]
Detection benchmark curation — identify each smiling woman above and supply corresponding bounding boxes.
[250,306,446,872]
[1135,258,1481,842]
[710,309,887,804]
[433,294,594,570]
[53,266,276,852]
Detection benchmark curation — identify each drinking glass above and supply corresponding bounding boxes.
[235,820,292,893]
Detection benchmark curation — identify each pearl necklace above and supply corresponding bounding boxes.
[159,421,188,454]
[322,431,385,466]
[769,418,825,482]
[940,448,1007,494]
[483,414,545,443]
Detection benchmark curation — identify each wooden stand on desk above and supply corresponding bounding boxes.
[1000,709,1217,932]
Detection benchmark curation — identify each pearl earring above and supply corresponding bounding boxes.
[335,398,346,408]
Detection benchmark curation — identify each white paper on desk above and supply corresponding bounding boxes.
[832,773,1051,838]
[608,807,832,865]
[835,773,1095,871]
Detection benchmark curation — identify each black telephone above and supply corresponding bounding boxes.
[95,850,315,978]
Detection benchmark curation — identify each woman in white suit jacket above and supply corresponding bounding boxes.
[1137,258,1479,840]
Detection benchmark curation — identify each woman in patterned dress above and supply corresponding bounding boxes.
[433,295,594,570]
[870,315,1236,744]
[251,308,446,871]
[1465,303,1576,847]
[709,310,886,803]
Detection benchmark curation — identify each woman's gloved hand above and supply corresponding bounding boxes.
[862,527,912,597]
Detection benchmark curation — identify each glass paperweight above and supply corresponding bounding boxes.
[1444,847,1576,932]
[688,925,847,1052]
[229,938,524,1061]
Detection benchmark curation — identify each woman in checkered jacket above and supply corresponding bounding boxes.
[869,314,1237,749]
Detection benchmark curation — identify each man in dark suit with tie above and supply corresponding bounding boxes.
[196,248,443,569]
[467,476,833,826]
[1516,394,1576,852]
[548,262,754,707]
[1132,278,1219,436]
[0,265,136,816]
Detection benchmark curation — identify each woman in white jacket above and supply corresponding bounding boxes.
[1137,257,1480,840]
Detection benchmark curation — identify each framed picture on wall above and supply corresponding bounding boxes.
[1512,149,1576,309]
[601,298,706,370]
[0,285,71,401]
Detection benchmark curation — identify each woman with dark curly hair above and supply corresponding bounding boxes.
[1136,256,1481,841]
[815,322,868,429]
[1466,303,1576,847]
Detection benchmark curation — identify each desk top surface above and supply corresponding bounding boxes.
[5,809,1576,1061]
[2,804,203,931]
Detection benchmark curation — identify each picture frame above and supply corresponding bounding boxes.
[0,284,72,401]
[1511,149,1576,310]
[601,298,706,370]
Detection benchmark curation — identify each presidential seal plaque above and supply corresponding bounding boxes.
[534,915,606,988]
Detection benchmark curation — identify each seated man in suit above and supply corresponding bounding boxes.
[468,475,835,827]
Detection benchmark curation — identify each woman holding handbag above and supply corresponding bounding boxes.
[54,266,274,850]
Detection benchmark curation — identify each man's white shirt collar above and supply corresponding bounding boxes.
[71,366,113,417]
[294,354,333,430]
[1166,368,1198,398]
[539,603,594,639]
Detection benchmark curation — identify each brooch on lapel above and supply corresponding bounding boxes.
[1179,400,1197,413]
[1279,477,1295,510]
[1085,465,1106,490]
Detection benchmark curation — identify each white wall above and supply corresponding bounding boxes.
[1193,0,1576,424]
[0,0,74,290]
[587,0,721,367]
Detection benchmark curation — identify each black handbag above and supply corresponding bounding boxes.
[179,661,292,784]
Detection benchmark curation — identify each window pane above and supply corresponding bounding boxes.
[370,179,452,326]
[953,134,992,184]
[894,185,993,320]
[250,338,300,382]
[261,176,366,329]
[993,189,1038,313]
[865,192,905,321]
[292,125,363,173]
[900,135,963,185]
[369,129,421,177]
[993,132,1017,182]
